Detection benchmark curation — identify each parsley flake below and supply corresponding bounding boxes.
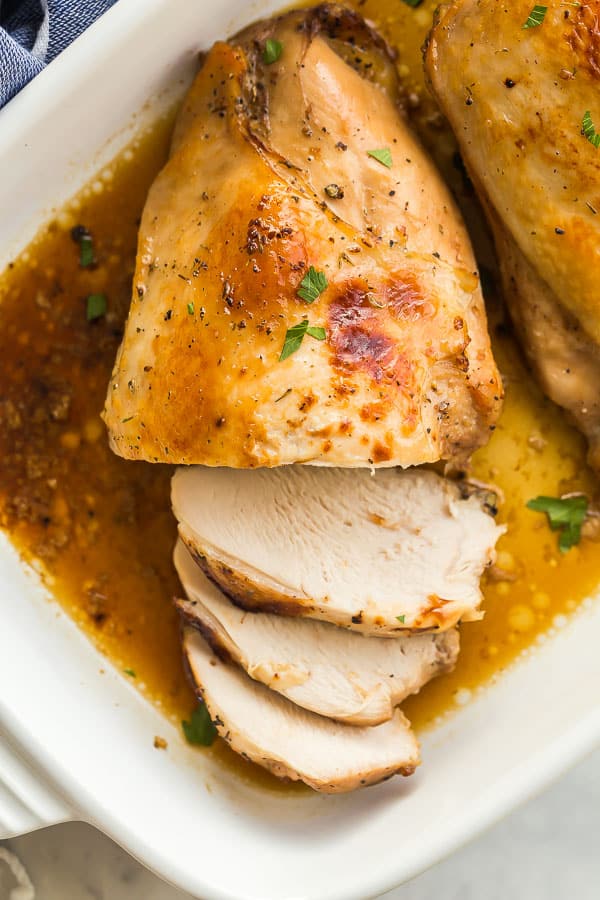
[401,0,424,6]
[396,615,406,623]
[182,702,217,746]
[187,302,195,315]
[86,293,107,321]
[297,266,328,304]
[582,111,600,149]
[367,147,393,168]
[280,319,326,361]
[263,38,282,65]
[522,5,547,28]
[71,225,95,267]
[526,494,588,552]
[80,235,94,267]
[123,667,136,677]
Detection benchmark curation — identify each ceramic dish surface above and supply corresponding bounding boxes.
[1,2,600,898]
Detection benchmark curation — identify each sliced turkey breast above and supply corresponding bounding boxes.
[183,628,420,792]
[172,466,503,634]
[174,539,459,725]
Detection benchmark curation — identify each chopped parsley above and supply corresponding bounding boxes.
[526,494,588,552]
[86,293,107,321]
[396,615,406,624]
[79,235,94,267]
[263,38,282,65]
[182,702,217,746]
[297,266,328,304]
[582,111,600,149]
[71,225,95,267]
[367,147,393,168]
[280,319,326,361]
[401,0,424,6]
[187,301,195,315]
[522,5,547,28]
[123,667,136,677]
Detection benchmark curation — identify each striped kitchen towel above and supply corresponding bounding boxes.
[0,0,119,108]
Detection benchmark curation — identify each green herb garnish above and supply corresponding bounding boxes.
[522,5,547,28]
[279,319,326,361]
[367,147,393,168]
[297,266,328,304]
[79,234,94,267]
[280,325,306,361]
[187,302,195,315]
[86,293,107,321]
[526,494,588,552]
[397,615,406,623]
[400,0,424,6]
[263,38,282,65]
[182,702,217,746]
[123,668,136,677]
[582,111,600,149]
[306,325,326,340]
[71,225,95,267]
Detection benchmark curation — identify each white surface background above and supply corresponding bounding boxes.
[1,747,599,900]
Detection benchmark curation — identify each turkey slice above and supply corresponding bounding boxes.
[172,466,503,634]
[183,629,420,793]
[175,539,459,726]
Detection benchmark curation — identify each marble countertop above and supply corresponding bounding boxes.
[2,747,599,900]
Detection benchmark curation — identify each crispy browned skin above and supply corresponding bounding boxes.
[426,0,600,468]
[103,4,502,467]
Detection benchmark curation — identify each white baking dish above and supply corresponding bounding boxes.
[1,2,600,898]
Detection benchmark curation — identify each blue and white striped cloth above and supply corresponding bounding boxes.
[0,0,119,108]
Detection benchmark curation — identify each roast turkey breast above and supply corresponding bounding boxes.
[172,466,503,634]
[425,0,600,468]
[103,3,501,469]
[175,539,459,725]
[184,629,420,792]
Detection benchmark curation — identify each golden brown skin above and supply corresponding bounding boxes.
[426,0,600,468]
[103,4,501,468]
